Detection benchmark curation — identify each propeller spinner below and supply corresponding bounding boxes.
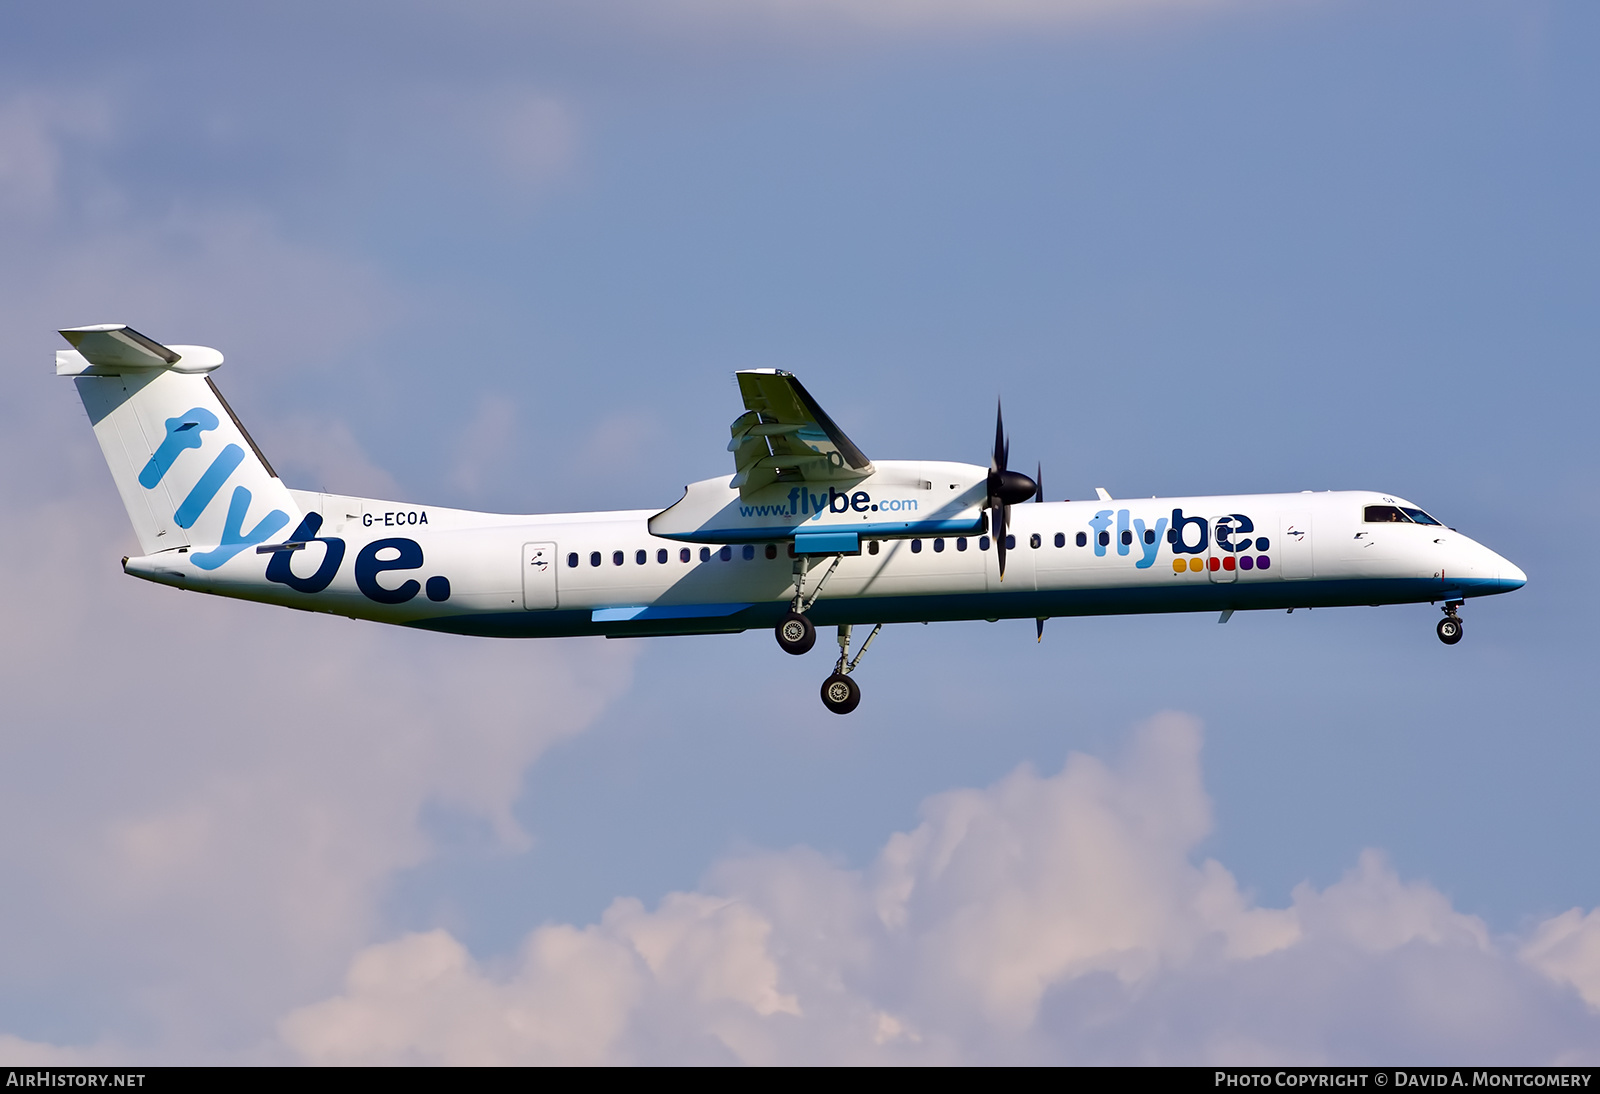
[986,401,1038,580]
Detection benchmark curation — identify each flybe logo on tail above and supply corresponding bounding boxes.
[140,408,218,488]
[141,407,289,570]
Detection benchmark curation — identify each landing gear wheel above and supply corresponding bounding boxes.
[776,612,816,655]
[1437,616,1463,645]
[820,672,861,715]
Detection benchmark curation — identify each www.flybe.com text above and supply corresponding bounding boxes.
[739,488,918,519]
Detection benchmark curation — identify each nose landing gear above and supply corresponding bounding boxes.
[820,623,883,715]
[1437,603,1464,645]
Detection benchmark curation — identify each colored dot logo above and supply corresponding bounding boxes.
[1172,555,1271,573]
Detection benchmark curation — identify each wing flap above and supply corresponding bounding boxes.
[729,371,872,495]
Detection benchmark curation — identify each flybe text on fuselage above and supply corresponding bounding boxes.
[1083,509,1271,571]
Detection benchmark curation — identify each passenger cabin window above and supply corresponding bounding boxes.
[680,548,692,563]
[720,546,732,561]
[636,550,647,565]
[1144,529,1156,544]
[590,551,602,567]
[567,552,579,568]
[1098,531,1110,547]
[868,540,880,555]
[1054,533,1065,548]
[613,551,625,566]
[957,537,967,551]
[658,548,669,564]
[743,545,755,560]
[766,544,778,559]
[933,538,945,552]
[1005,535,1016,550]
[1076,532,1087,547]
[911,539,922,553]
[1364,505,1412,524]
[1029,533,1041,549]
[700,547,711,562]
[1121,530,1133,546]
[979,536,991,551]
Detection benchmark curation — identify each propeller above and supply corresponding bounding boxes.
[986,400,1038,581]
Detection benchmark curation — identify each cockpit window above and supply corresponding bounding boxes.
[1400,507,1441,526]
[1363,505,1411,523]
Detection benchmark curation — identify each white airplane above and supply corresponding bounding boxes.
[59,324,1527,714]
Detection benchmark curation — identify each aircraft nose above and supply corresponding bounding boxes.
[1500,556,1528,590]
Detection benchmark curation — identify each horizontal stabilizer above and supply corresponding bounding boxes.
[57,324,223,376]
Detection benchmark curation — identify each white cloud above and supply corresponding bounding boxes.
[279,713,1600,1065]
[1523,908,1600,1011]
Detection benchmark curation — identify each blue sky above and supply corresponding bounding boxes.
[1,0,1597,1063]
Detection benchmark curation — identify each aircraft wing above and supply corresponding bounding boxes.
[728,370,873,496]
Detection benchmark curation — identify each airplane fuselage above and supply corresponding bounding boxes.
[123,481,1526,639]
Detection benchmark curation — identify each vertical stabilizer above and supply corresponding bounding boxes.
[59,325,301,566]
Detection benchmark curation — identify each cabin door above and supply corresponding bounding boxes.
[1279,514,1313,579]
[522,542,559,609]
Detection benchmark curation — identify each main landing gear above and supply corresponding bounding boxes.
[821,623,883,715]
[772,551,882,714]
[1436,602,1464,645]
[777,612,815,655]
[768,550,883,713]
[774,552,843,656]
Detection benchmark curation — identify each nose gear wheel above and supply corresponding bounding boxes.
[1437,604,1464,645]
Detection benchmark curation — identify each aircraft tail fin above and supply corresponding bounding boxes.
[59,324,302,567]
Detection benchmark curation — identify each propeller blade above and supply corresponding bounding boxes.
[1035,462,1043,503]
[1036,617,1046,642]
[991,401,1006,475]
[994,502,1008,580]
[983,398,1034,582]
